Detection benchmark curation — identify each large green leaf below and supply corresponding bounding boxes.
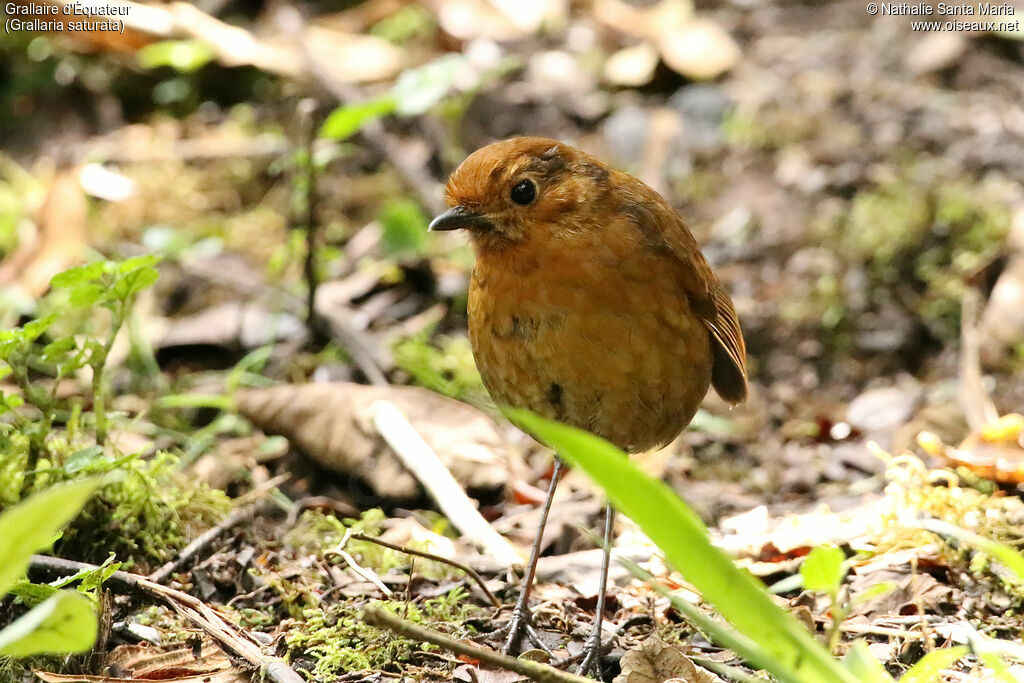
[0,590,97,656]
[508,409,857,683]
[0,478,102,596]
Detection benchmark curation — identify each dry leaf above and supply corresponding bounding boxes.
[34,640,246,682]
[0,168,88,296]
[236,383,512,498]
[613,636,722,683]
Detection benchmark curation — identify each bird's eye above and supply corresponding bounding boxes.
[510,179,536,206]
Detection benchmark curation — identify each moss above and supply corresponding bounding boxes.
[285,591,481,680]
[843,180,931,265]
[876,448,1024,599]
[54,452,230,571]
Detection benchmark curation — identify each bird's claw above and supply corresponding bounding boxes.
[575,629,605,679]
[473,603,550,656]
[503,602,550,655]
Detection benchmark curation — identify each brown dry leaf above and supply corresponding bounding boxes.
[848,552,955,619]
[613,636,723,683]
[34,640,247,682]
[236,383,512,498]
[0,168,88,296]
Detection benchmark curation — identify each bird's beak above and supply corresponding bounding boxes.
[428,205,493,232]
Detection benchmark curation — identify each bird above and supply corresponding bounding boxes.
[428,136,747,678]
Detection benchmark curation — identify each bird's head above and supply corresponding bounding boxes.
[429,137,613,251]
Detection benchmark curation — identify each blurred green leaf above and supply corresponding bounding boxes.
[0,478,102,596]
[137,40,215,73]
[508,409,858,683]
[801,546,846,596]
[321,96,396,141]
[841,641,894,682]
[901,646,969,683]
[50,262,104,290]
[392,54,468,116]
[0,590,97,657]
[378,198,429,256]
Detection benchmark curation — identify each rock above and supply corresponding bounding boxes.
[847,386,919,434]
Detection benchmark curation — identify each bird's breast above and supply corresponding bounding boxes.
[467,242,713,452]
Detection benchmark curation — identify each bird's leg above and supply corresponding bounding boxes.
[476,458,564,655]
[576,502,615,678]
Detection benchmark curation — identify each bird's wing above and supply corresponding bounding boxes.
[622,181,748,404]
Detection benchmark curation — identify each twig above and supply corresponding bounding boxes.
[29,555,303,683]
[148,474,289,584]
[371,401,523,566]
[296,98,323,337]
[363,605,590,683]
[325,529,394,596]
[349,532,500,608]
[959,288,998,431]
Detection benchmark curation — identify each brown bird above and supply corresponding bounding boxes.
[429,137,747,677]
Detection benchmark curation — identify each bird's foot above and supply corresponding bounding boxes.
[575,628,606,679]
[474,603,550,656]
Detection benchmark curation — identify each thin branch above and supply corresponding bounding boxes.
[326,529,394,596]
[29,555,304,683]
[363,605,590,683]
[148,474,289,583]
[371,401,523,565]
[349,531,500,608]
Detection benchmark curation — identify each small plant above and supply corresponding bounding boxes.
[0,478,101,658]
[511,410,1024,682]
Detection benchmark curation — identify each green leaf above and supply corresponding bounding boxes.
[321,96,396,141]
[0,590,97,656]
[137,40,215,73]
[378,198,429,256]
[507,409,857,683]
[117,254,162,274]
[68,282,106,308]
[801,546,846,595]
[63,446,107,475]
[113,264,160,299]
[49,262,105,290]
[6,579,58,607]
[0,478,102,596]
[900,646,969,682]
[842,640,895,682]
[392,53,467,115]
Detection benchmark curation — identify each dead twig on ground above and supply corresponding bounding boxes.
[326,529,394,596]
[371,401,522,565]
[349,531,501,608]
[147,474,289,584]
[363,605,590,683]
[29,555,304,683]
